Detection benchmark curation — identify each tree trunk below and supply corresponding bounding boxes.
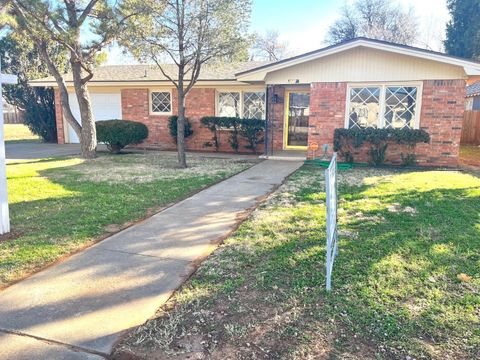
[36,42,82,139]
[177,82,187,168]
[71,60,97,159]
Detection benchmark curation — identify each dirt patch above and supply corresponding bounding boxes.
[0,230,23,243]
[112,271,379,360]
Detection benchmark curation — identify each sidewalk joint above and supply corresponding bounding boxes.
[0,328,109,358]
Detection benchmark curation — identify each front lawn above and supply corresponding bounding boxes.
[1,152,257,287]
[115,166,480,360]
[4,124,39,142]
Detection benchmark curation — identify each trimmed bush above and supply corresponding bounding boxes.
[200,116,223,151]
[239,119,265,152]
[96,120,148,153]
[168,116,193,144]
[201,116,265,153]
[333,128,430,166]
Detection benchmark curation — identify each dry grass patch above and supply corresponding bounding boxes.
[114,166,480,360]
[1,152,258,287]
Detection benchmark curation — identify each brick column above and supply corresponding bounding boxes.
[308,82,347,159]
[54,89,65,144]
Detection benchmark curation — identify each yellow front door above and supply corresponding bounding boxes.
[284,91,310,149]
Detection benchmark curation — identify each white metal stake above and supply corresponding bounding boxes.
[0,62,18,234]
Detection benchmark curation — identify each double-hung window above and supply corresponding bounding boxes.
[216,91,266,119]
[150,90,172,114]
[346,84,421,130]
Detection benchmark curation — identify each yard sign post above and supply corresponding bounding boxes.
[325,152,338,291]
[0,62,17,234]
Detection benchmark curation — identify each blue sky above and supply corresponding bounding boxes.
[249,0,449,53]
[107,0,450,64]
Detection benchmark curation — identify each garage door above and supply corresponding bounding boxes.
[66,92,122,143]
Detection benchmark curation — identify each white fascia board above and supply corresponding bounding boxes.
[464,67,480,76]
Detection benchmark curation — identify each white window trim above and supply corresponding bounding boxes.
[344,82,423,130]
[150,89,173,115]
[215,89,267,119]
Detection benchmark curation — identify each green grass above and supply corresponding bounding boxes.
[116,167,480,360]
[4,124,39,142]
[1,152,257,287]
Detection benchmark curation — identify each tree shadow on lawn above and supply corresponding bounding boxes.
[116,171,480,360]
[1,159,230,286]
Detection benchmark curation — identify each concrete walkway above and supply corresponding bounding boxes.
[0,160,302,359]
[6,143,83,162]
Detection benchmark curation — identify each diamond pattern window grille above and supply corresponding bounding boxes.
[243,92,266,119]
[218,92,240,117]
[348,87,381,129]
[151,92,171,113]
[384,87,418,129]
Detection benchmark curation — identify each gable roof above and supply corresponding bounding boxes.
[467,81,480,97]
[236,37,480,80]
[30,61,269,86]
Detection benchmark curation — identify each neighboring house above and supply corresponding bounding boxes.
[31,37,480,167]
[466,81,480,110]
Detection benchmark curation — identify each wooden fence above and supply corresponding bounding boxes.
[461,111,480,145]
[4,110,24,124]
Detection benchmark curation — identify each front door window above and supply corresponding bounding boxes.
[286,92,310,147]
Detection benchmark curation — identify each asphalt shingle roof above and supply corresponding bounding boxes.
[467,81,480,97]
[31,62,270,84]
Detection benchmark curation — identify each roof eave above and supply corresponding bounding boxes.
[235,38,480,80]
[28,79,262,87]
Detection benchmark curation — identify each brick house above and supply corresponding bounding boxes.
[31,38,480,166]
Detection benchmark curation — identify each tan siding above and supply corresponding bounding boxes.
[265,47,467,84]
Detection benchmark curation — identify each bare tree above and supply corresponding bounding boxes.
[326,0,418,45]
[122,0,251,168]
[253,30,291,61]
[3,0,131,158]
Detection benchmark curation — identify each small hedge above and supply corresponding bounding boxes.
[333,128,430,166]
[96,120,148,153]
[200,117,265,153]
[168,116,193,144]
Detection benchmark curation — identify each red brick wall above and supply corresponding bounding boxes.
[266,85,286,151]
[307,82,347,159]
[54,89,65,144]
[54,80,465,165]
[121,88,178,149]
[416,80,465,167]
[121,87,264,153]
[307,80,466,167]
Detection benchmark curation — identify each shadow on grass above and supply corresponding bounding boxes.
[121,171,480,359]
[1,157,238,286]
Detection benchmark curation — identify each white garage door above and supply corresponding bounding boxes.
[66,92,122,143]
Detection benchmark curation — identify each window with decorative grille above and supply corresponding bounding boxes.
[151,91,171,113]
[347,84,420,129]
[217,92,241,117]
[217,91,266,119]
[348,87,381,129]
[243,92,266,119]
[384,87,418,129]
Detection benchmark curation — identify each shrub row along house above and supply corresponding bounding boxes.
[31,38,480,166]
